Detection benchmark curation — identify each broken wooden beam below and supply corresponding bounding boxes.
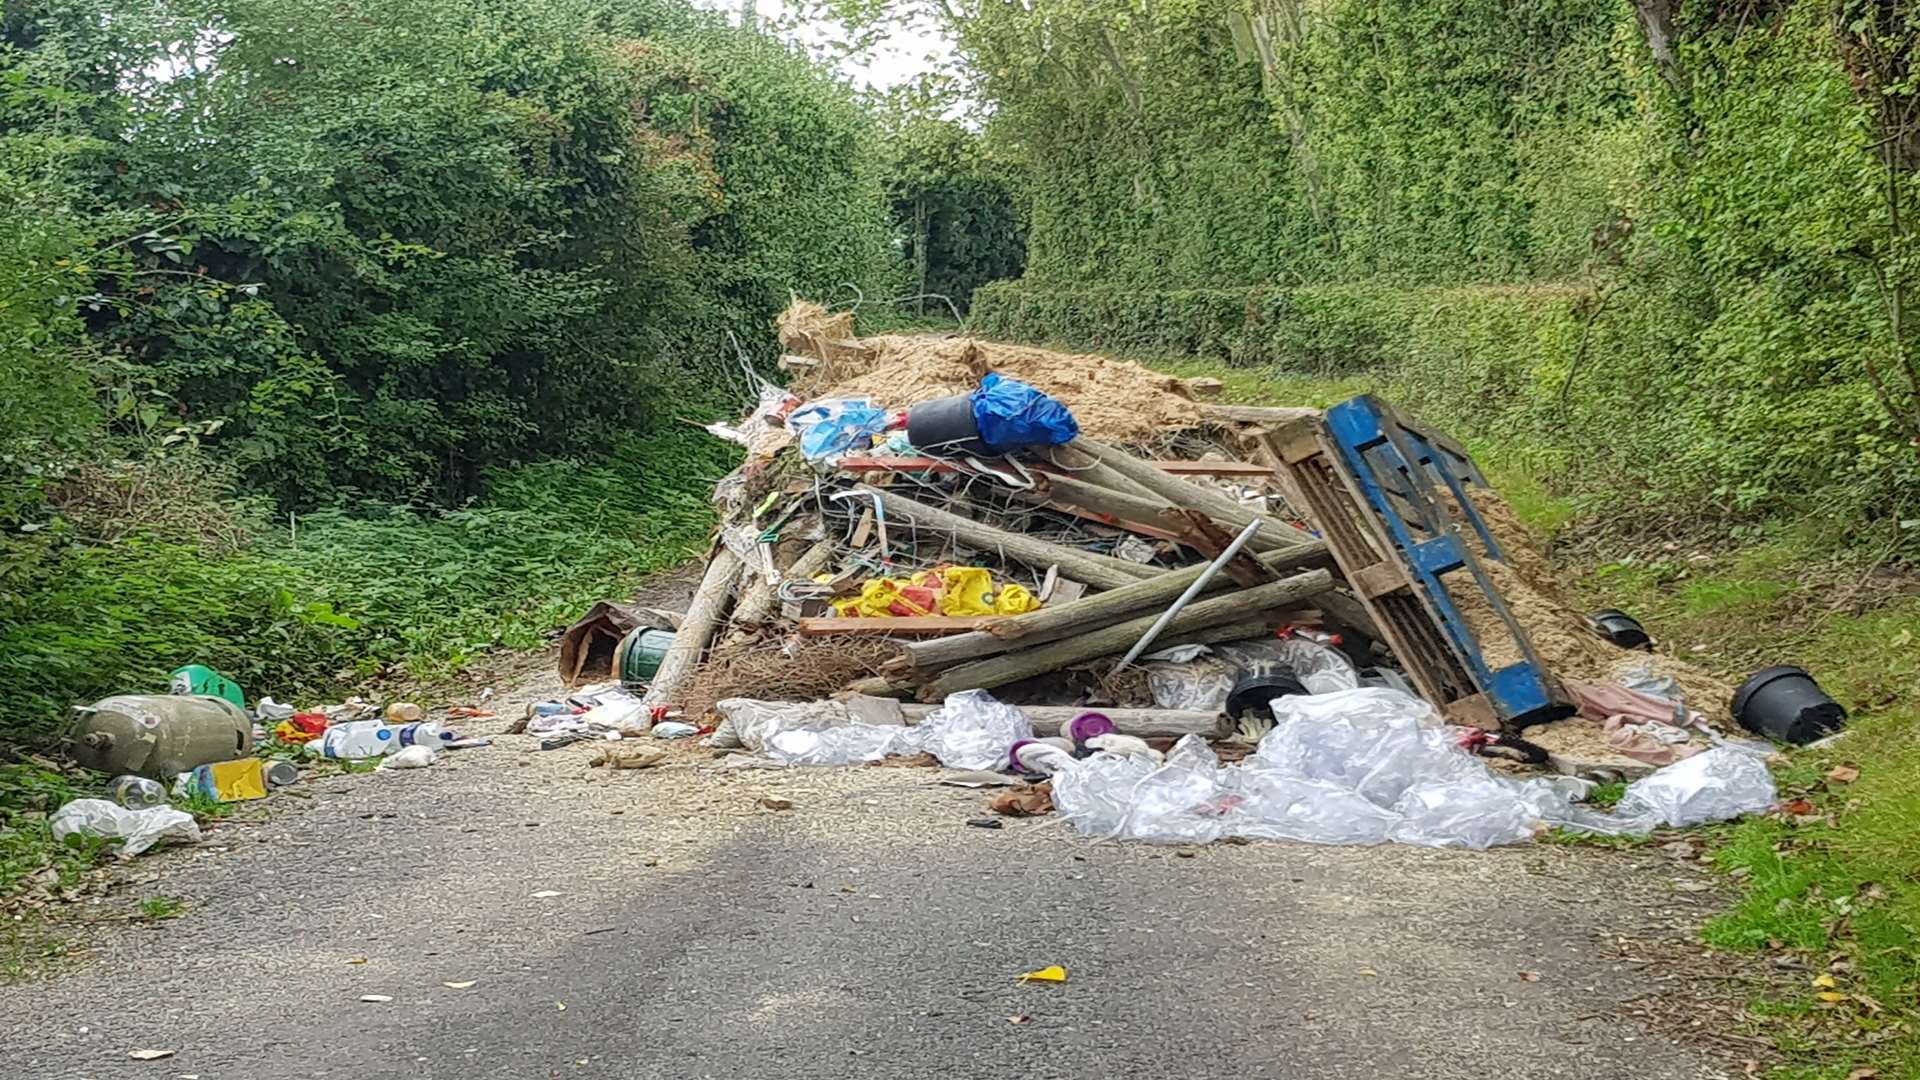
[798,616,1004,636]
[856,484,1158,590]
[915,570,1333,700]
[886,542,1334,673]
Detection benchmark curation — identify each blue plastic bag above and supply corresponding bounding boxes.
[969,373,1080,453]
[788,398,890,460]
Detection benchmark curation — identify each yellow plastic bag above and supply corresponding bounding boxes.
[937,568,1043,616]
[831,578,940,618]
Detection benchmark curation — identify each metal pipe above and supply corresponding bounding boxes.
[1110,517,1264,674]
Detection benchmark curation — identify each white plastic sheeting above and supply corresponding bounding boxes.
[1051,688,1777,849]
[1147,638,1360,712]
[748,690,1033,772]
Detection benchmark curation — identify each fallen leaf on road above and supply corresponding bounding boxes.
[1781,798,1815,816]
[759,797,794,811]
[1007,1014,1031,1025]
[1517,972,1540,982]
[1811,973,1838,989]
[556,1001,567,1011]
[1357,968,1378,977]
[1017,965,1067,983]
[443,981,477,989]
[530,890,562,899]
[358,995,393,1003]
[127,1049,175,1061]
[1815,991,1848,1004]
[346,958,367,965]
[1827,765,1860,784]
[1846,1068,1879,1079]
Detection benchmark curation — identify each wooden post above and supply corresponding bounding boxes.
[915,570,1332,699]
[642,546,745,708]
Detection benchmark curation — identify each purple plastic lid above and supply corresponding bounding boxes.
[1065,711,1115,743]
[1007,739,1045,770]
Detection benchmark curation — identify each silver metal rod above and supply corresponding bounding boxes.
[1110,517,1265,673]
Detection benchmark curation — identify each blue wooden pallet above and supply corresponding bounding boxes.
[1272,394,1568,728]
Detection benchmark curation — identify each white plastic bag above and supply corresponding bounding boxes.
[1609,746,1777,829]
[709,699,856,752]
[50,798,201,857]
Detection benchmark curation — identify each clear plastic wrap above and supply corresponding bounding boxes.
[1049,688,1778,849]
[50,798,201,856]
[895,690,1034,771]
[708,699,855,751]
[1609,746,1778,828]
[1147,638,1359,711]
[762,721,903,766]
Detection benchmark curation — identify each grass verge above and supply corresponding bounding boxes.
[1134,347,1920,1076]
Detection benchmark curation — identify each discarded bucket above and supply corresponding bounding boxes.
[906,393,988,457]
[1587,609,1652,651]
[1225,673,1309,721]
[1731,666,1846,745]
[616,628,676,688]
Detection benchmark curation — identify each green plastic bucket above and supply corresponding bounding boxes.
[616,628,676,688]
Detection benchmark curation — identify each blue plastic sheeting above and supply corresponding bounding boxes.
[788,398,890,459]
[969,373,1079,453]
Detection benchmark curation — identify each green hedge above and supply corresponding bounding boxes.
[971,279,1910,529]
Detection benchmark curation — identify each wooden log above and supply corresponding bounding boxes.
[888,542,1334,672]
[1037,442,1164,501]
[856,484,1157,589]
[799,616,1003,636]
[1031,473,1289,554]
[916,570,1332,700]
[1200,403,1323,426]
[898,704,1226,741]
[1070,437,1317,551]
[642,545,745,708]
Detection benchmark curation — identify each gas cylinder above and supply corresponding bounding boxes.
[68,695,253,779]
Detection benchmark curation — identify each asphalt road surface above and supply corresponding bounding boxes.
[1,672,1742,1079]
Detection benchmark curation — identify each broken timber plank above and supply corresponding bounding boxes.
[799,616,1003,636]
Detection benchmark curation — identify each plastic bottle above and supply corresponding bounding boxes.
[305,724,400,759]
[395,721,453,750]
[109,775,168,810]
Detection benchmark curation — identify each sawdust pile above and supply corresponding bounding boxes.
[774,300,1203,445]
[1453,560,1736,724]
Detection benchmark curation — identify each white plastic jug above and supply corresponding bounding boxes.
[396,721,453,749]
[306,724,400,759]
